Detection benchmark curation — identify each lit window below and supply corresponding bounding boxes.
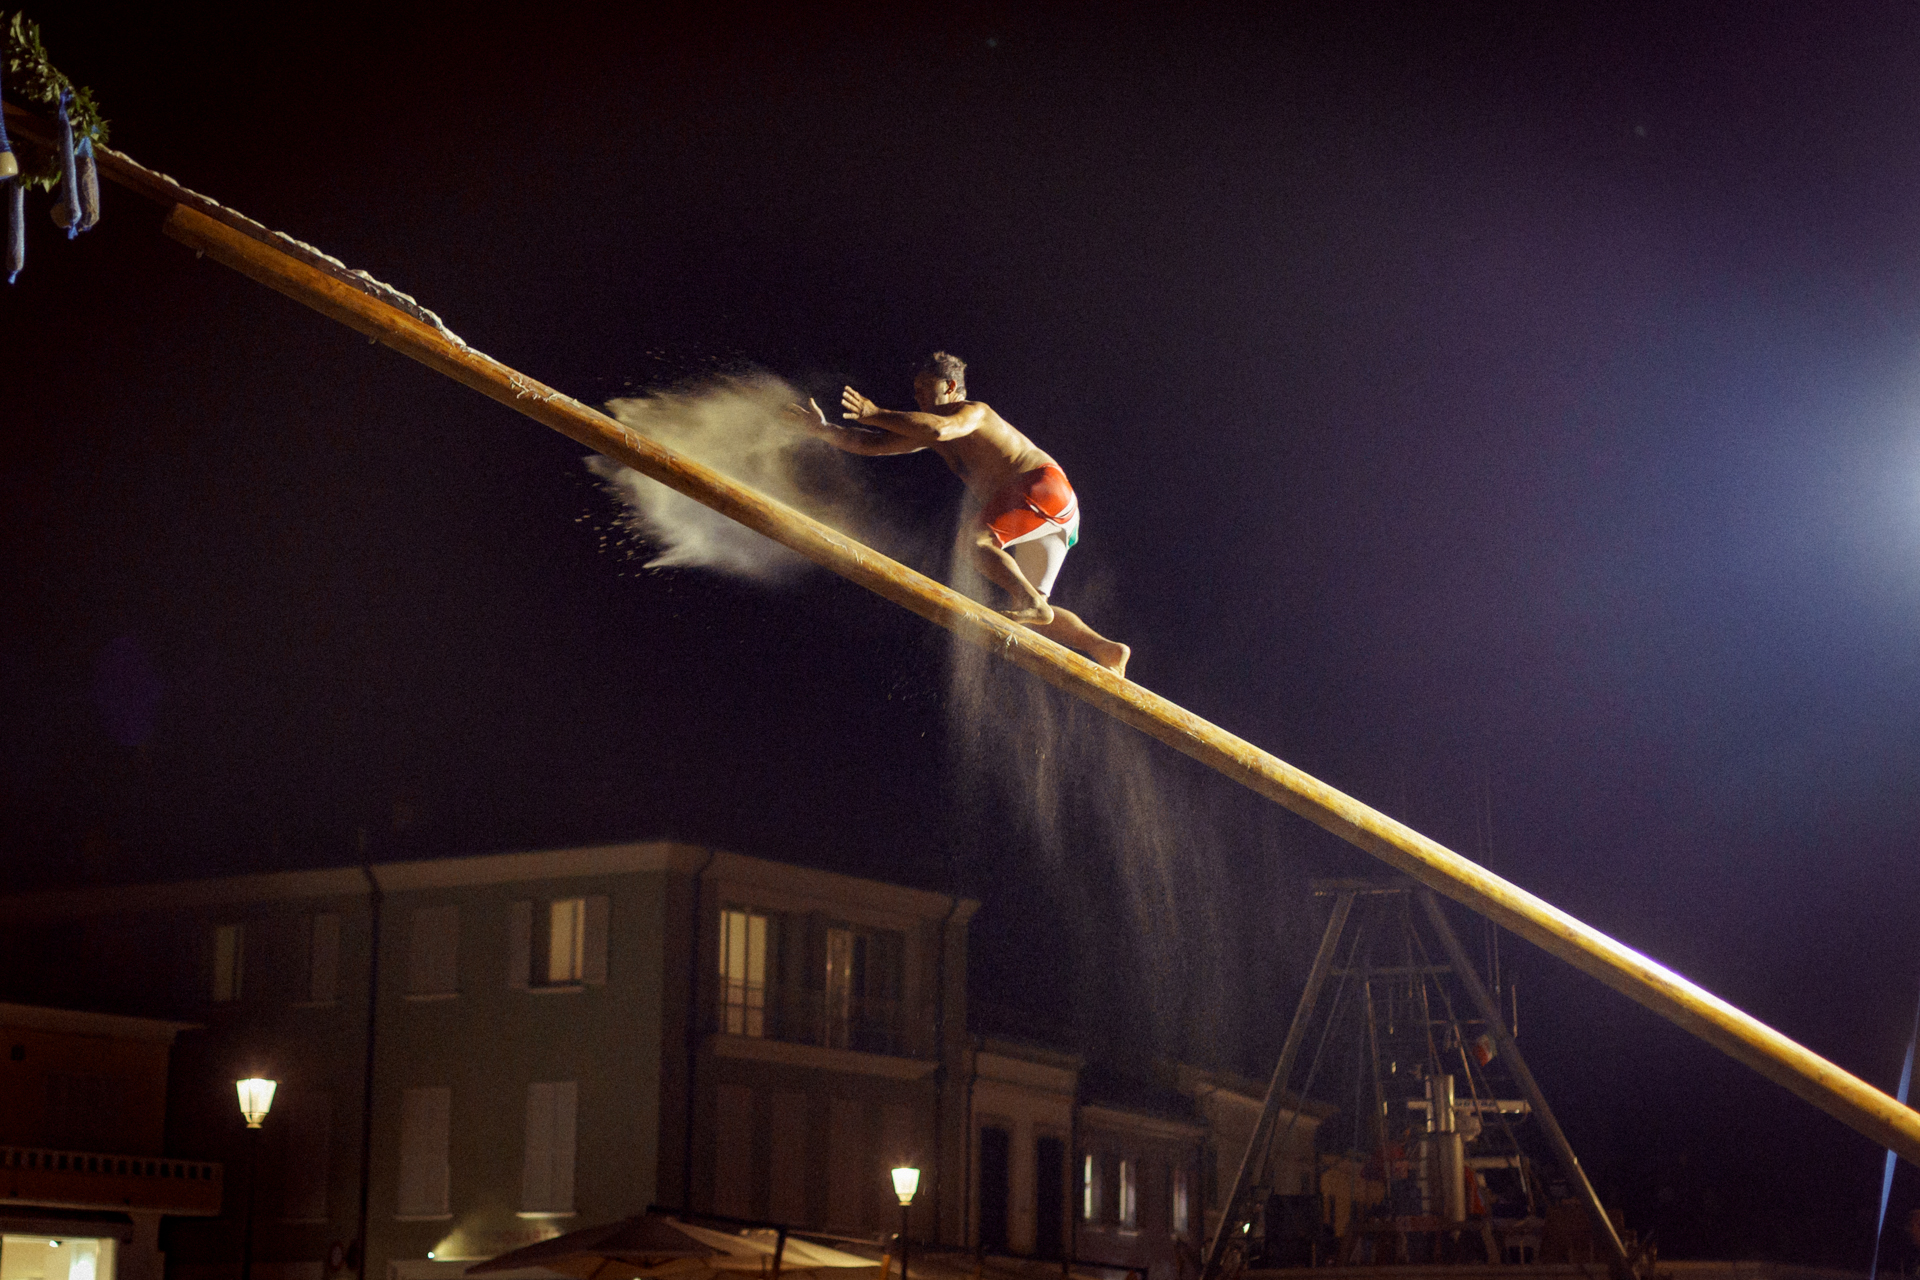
[719,909,767,1037]
[213,924,244,1002]
[507,897,608,989]
[1118,1159,1137,1229]
[1082,1153,1100,1222]
[547,899,586,983]
[1172,1166,1190,1237]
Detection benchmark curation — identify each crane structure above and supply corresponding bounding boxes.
[1202,883,1635,1279]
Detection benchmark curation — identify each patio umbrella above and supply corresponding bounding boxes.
[466,1213,876,1280]
[668,1223,876,1273]
[466,1214,751,1280]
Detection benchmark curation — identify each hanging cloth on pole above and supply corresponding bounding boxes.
[5,177,22,284]
[1870,979,1920,1278]
[51,89,79,237]
[75,134,98,231]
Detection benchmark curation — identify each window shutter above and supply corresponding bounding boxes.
[769,1091,807,1225]
[521,1082,578,1214]
[827,1097,865,1230]
[583,895,610,985]
[278,1088,332,1221]
[308,914,341,1004]
[397,1086,451,1218]
[714,1084,753,1218]
[507,901,532,989]
[213,924,245,1002]
[551,1081,577,1210]
[522,1083,554,1211]
[407,906,460,996]
[430,906,459,994]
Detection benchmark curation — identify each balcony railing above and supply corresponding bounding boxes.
[0,1145,223,1216]
[716,987,910,1057]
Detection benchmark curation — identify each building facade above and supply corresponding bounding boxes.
[0,845,977,1280]
[0,1002,221,1280]
[0,845,1352,1280]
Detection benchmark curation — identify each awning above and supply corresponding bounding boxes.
[0,1208,135,1241]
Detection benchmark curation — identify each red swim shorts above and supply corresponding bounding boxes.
[982,464,1079,549]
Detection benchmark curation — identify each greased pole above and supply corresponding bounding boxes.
[10,103,1904,1166]
[160,201,1920,1167]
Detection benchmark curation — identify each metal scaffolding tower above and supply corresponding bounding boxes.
[1201,882,1634,1279]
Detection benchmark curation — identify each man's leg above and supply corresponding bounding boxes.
[972,529,1054,623]
[1029,606,1130,678]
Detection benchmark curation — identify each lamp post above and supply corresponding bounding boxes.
[890,1166,920,1280]
[236,1078,277,1280]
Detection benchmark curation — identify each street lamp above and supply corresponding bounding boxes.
[235,1079,277,1280]
[891,1166,920,1280]
[236,1078,277,1128]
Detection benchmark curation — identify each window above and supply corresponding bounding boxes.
[212,924,244,1002]
[1117,1158,1138,1230]
[978,1126,1011,1253]
[1082,1153,1100,1222]
[821,924,903,1053]
[548,898,585,982]
[508,897,609,988]
[1172,1166,1190,1237]
[1035,1135,1066,1259]
[306,914,341,1004]
[396,1086,451,1219]
[0,1236,113,1280]
[520,1082,578,1217]
[719,908,768,1036]
[406,906,460,998]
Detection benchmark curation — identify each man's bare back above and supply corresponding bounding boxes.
[789,355,1129,677]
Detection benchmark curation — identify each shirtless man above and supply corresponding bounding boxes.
[789,352,1130,677]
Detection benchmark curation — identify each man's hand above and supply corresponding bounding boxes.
[785,398,834,433]
[841,385,879,422]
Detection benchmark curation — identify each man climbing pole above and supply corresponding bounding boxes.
[790,352,1130,677]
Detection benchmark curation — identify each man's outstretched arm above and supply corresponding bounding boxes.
[840,386,981,442]
[785,399,927,455]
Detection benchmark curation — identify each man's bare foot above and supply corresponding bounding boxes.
[1090,641,1130,679]
[1002,602,1056,625]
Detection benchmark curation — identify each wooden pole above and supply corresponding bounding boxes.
[156,198,1920,1167]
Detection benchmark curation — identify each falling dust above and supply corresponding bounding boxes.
[589,374,1293,1069]
[943,537,1279,1068]
[590,373,893,581]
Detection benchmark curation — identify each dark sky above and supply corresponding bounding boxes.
[7,0,1920,1262]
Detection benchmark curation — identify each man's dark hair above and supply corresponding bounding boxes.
[920,351,967,399]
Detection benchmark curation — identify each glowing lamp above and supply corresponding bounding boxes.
[891,1165,921,1206]
[236,1077,278,1128]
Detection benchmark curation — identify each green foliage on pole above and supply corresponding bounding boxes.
[3,12,109,191]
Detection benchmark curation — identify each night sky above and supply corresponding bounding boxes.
[7,1,1920,1263]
